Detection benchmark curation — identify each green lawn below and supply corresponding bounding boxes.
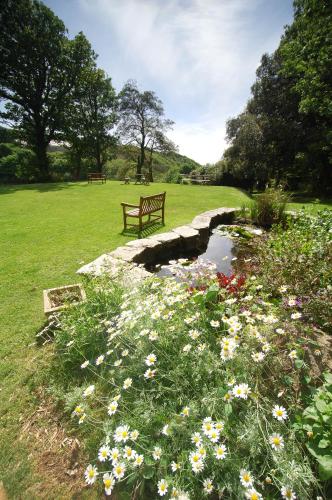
[0,181,250,498]
[0,181,330,498]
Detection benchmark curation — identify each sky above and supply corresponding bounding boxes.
[44,0,294,165]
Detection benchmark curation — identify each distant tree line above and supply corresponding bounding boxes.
[214,0,332,194]
[0,0,175,183]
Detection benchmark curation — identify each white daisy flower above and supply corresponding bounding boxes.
[289,350,298,360]
[149,330,159,340]
[113,462,126,480]
[191,432,202,446]
[72,405,84,416]
[171,461,180,472]
[233,383,251,399]
[158,479,168,497]
[191,460,204,474]
[80,360,89,369]
[272,405,288,421]
[281,486,296,499]
[133,454,144,467]
[291,312,302,320]
[214,444,227,460]
[245,488,263,499]
[110,447,120,464]
[203,478,214,493]
[269,433,284,451]
[189,451,201,465]
[145,353,157,366]
[183,344,192,353]
[84,464,98,485]
[239,469,254,488]
[130,429,139,441]
[251,352,265,362]
[276,328,285,335]
[202,419,214,435]
[103,473,115,496]
[114,424,130,443]
[83,385,95,398]
[153,446,162,460]
[98,445,110,462]
[197,446,207,459]
[207,428,220,443]
[123,446,136,460]
[121,349,129,357]
[144,368,157,379]
[108,400,118,416]
[96,354,104,365]
[181,406,190,417]
[114,359,122,367]
[162,424,170,436]
[123,377,132,389]
[210,320,220,328]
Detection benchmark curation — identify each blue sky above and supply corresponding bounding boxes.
[45,0,294,164]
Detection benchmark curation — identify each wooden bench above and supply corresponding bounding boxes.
[121,192,166,235]
[88,172,106,184]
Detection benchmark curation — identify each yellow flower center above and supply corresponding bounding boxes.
[193,455,199,462]
[160,484,166,491]
[115,466,122,474]
[251,494,258,500]
[276,410,283,416]
[243,474,250,482]
[88,470,95,478]
[104,479,112,488]
[102,451,107,457]
[273,437,280,445]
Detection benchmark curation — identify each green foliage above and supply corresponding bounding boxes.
[256,209,332,330]
[0,0,95,179]
[0,143,37,182]
[250,188,289,227]
[221,0,332,193]
[297,373,332,480]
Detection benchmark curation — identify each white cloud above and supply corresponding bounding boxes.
[169,122,227,165]
[79,0,290,163]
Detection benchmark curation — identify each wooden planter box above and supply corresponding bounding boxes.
[43,283,86,316]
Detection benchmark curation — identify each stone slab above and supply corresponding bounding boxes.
[172,225,199,238]
[77,254,124,276]
[109,246,145,263]
[126,237,162,249]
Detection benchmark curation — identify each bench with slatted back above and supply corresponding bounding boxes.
[121,192,166,236]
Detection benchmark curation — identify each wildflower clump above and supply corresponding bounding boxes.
[54,262,318,499]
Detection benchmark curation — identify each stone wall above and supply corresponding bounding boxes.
[77,207,238,281]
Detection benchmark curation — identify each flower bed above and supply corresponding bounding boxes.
[52,258,324,499]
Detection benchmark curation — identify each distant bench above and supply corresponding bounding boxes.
[88,172,106,184]
[121,192,166,235]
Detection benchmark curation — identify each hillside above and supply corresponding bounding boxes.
[107,144,202,182]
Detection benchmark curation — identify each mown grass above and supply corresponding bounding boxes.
[0,181,250,498]
[0,180,330,498]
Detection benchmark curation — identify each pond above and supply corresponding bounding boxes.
[154,230,238,279]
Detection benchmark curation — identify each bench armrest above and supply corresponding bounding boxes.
[121,202,139,208]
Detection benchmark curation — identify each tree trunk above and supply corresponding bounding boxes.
[137,141,145,176]
[95,140,102,173]
[148,151,154,182]
[33,119,50,181]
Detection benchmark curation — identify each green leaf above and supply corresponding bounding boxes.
[224,404,232,417]
[317,455,332,480]
[143,465,154,480]
[318,438,330,449]
[295,359,304,369]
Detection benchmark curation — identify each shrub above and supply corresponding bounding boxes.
[51,265,318,499]
[0,144,37,182]
[250,188,289,227]
[256,210,332,331]
[296,372,332,480]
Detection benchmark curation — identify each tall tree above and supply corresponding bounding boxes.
[0,0,94,180]
[63,67,117,176]
[118,80,174,179]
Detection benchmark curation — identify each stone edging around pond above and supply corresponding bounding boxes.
[77,207,239,283]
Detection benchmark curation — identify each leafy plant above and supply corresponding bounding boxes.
[298,373,332,480]
[250,188,289,227]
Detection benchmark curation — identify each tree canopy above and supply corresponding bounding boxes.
[0,0,95,179]
[221,0,332,193]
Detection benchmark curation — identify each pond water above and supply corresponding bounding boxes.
[155,231,237,279]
